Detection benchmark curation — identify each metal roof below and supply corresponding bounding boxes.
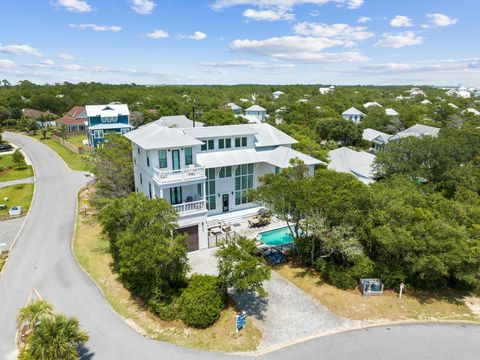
[328,147,376,185]
[85,104,130,117]
[246,105,266,112]
[342,107,365,116]
[182,124,257,138]
[156,115,204,128]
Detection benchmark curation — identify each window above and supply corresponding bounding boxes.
[201,139,215,151]
[197,183,203,197]
[140,173,142,184]
[93,130,104,139]
[201,142,207,151]
[241,137,247,147]
[148,182,152,199]
[226,138,232,148]
[158,150,167,168]
[235,163,254,205]
[275,166,280,174]
[235,137,241,148]
[170,187,183,205]
[137,146,140,154]
[206,168,216,210]
[219,139,225,149]
[235,137,247,148]
[146,154,150,167]
[219,166,232,178]
[184,147,193,165]
[120,128,129,135]
[101,116,118,123]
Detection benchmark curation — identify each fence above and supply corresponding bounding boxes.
[208,230,242,248]
[51,134,92,154]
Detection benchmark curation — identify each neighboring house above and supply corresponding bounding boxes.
[385,108,399,116]
[297,98,309,103]
[465,108,480,116]
[446,88,471,99]
[125,119,321,251]
[56,106,87,132]
[319,87,334,95]
[245,105,267,122]
[448,103,459,109]
[409,87,425,97]
[239,98,250,103]
[22,108,57,127]
[328,147,376,185]
[225,103,242,115]
[474,91,480,98]
[364,102,382,108]
[362,128,391,152]
[85,103,133,148]
[420,99,432,105]
[389,124,440,140]
[342,107,365,123]
[272,91,285,100]
[156,115,204,128]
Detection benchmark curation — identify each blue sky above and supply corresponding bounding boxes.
[0,0,478,86]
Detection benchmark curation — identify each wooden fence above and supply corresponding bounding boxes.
[51,134,92,154]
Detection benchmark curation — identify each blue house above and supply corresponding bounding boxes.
[245,105,267,122]
[85,103,132,147]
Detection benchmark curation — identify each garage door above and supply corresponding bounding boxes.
[176,225,199,252]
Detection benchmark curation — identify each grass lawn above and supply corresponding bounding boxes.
[276,263,479,322]
[66,134,87,148]
[73,190,261,353]
[0,154,34,182]
[30,133,89,172]
[0,184,34,220]
[0,254,7,272]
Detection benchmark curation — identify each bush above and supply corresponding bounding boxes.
[148,299,179,321]
[179,275,226,328]
[314,255,374,290]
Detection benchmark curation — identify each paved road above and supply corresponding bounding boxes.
[1,132,479,360]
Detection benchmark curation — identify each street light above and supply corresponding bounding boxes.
[183,95,202,128]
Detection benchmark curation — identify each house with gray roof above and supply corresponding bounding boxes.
[389,124,440,141]
[245,105,267,122]
[342,107,366,123]
[328,147,377,185]
[125,117,321,251]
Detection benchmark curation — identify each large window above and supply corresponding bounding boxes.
[93,130,104,139]
[235,163,254,205]
[201,139,215,151]
[158,150,167,168]
[170,187,182,205]
[235,137,247,148]
[219,166,232,178]
[101,116,118,123]
[206,168,216,210]
[218,138,232,149]
[185,147,193,165]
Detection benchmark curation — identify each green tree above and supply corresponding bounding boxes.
[22,314,89,360]
[17,300,53,335]
[200,109,246,126]
[316,117,361,145]
[12,148,25,168]
[216,237,271,297]
[91,133,134,199]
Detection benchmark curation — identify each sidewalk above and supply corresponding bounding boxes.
[0,177,34,189]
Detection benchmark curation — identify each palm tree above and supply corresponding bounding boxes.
[17,300,53,333]
[23,314,89,360]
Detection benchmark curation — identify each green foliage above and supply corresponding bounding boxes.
[97,193,189,302]
[12,148,25,168]
[91,133,134,199]
[216,237,271,297]
[316,117,362,145]
[201,109,246,126]
[178,275,226,328]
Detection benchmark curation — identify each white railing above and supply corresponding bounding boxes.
[173,200,206,215]
[154,166,205,184]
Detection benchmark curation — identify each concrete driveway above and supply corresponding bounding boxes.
[1,132,479,360]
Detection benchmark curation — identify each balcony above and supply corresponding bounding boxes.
[173,199,206,215]
[153,165,205,186]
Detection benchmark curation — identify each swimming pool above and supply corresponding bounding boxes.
[258,226,295,246]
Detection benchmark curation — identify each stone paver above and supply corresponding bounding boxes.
[0,177,34,188]
[0,217,25,250]
[189,248,357,350]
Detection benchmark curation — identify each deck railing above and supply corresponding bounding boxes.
[173,199,205,215]
[154,166,205,184]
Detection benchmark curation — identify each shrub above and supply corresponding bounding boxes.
[314,255,374,290]
[148,299,179,321]
[179,275,226,328]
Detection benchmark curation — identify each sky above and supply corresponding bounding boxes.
[0,0,479,86]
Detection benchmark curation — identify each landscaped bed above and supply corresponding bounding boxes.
[276,263,479,322]
[0,153,33,181]
[73,190,261,353]
[0,184,34,220]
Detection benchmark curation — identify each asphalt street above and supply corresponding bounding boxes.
[1,132,479,360]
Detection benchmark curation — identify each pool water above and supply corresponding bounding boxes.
[259,226,295,246]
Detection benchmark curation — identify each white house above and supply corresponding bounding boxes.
[389,124,440,140]
[272,91,285,100]
[319,87,333,95]
[465,108,480,116]
[328,147,376,185]
[474,91,480,98]
[409,87,425,97]
[420,99,432,105]
[245,105,267,122]
[364,102,382,108]
[362,128,391,152]
[125,118,321,251]
[225,103,242,115]
[448,103,459,109]
[157,115,204,128]
[342,107,366,123]
[385,108,399,116]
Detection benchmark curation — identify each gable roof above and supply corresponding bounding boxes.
[362,128,391,142]
[342,107,365,116]
[328,147,376,184]
[250,123,297,147]
[182,124,257,138]
[156,115,204,128]
[385,108,399,116]
[66,106,87,119]
[246,105,266,112]
[392,124,440,139]
[22,108,56,119]
[85,103,130,117]
[364,102,382,108]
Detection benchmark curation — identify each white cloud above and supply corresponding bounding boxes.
[0,44,43,57]
[357,16,371,23]
[231,36,367,62]
[131,0,156,14]
[57,53,75,61]
[211,0,363,11]
[178,31,207,40]
[199,60,295,69]
[0,59,16,68]
[375,31,423,49]
[293,22,374,42]
[69,24,122,32]
[55,0,91,13]
[390,15,413,27]
[426,13,458,27]
[146,29,169,39]
[243,8,294,21]
[349,58,480,74]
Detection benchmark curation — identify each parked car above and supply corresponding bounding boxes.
[0,144,13,152]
